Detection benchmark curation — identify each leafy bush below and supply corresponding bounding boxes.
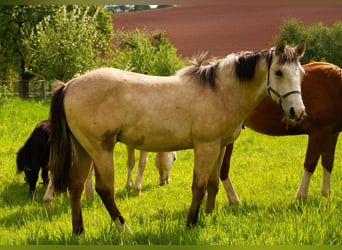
[275,19,342,66]
[106,29,185,76]
[26,6,113,82]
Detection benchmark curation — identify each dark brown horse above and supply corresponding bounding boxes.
[16,120,50,194]
[220,62,342,204]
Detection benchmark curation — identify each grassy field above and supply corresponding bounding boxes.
[0,98,341,245]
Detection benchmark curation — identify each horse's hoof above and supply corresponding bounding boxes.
[43,198,52,207]
[114,217,132,234]
[296,191,308,200]
[228,197,241,206]
[73,227,84,235]
[134,187,141,196]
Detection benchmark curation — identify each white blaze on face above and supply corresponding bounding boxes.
[269,62,305,120]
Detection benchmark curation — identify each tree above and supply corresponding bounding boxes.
[26,5,113,82]
[275,18,342,67]
[0,6,58,97]
[0,5,113,96]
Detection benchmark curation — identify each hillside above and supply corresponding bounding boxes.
[111,1,342,58]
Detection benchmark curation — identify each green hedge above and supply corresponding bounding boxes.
[275,18,342,67]
[105,29,185,76]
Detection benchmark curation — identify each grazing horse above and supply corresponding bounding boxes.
[16,120,50,194]
[126,145,177,195]
[220,62,342,204]
[49,39,306,234]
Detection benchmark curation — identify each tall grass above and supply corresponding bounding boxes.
[0,98,341,245]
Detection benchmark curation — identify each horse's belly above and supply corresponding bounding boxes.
[118,131,194,152]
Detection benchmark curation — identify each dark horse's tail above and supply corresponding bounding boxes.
[49,82,72,194]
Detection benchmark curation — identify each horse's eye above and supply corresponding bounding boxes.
[275,70,283,77]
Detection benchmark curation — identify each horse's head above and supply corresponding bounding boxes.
[267,39,306,121]
[155,151,177,186]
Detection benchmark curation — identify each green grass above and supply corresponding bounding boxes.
[0,98,341,245]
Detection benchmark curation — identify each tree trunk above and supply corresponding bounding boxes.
[19,60,34,98]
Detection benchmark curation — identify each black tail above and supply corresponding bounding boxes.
[49,84,71,194]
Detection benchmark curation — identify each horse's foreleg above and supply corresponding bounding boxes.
[220,144,241,205]
[41,166,49,185]
[85,162,95,200]
[187,142,221,227]
[320,132,338,197]
[206,146,226,214]
[134,150,148,196]
[126,145,135,190]
[94,150,131,233]
[43,175,54,206]
[297,131,324,199]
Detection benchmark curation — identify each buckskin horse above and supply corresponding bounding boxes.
[48,39,306,234]
[220,61,342,204]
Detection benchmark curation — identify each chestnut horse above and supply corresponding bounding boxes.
[220,62,342,204]
[49,39,306,234]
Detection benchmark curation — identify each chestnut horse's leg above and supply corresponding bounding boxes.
[187,141,221,227]
[68,138,93,235]
[296,130,332,199]
[320,132,338,197]
[205,146,226,214]
[134,150,149,196]
[220,143,241,205]
[125,145,135,190]
[93,148,131,233]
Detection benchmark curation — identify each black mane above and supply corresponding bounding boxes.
[182,53,218,88]
[235,50,271,82]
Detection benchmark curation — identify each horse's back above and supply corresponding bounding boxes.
[63,68,197,151]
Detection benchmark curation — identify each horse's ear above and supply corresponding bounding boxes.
[295,40,306,58]
[275,38,287,55]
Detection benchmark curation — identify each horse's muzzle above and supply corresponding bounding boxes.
[289,107,306,122]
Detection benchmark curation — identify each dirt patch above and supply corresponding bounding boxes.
[111,1,342,58]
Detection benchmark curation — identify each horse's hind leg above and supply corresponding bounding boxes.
[134,150,149,195]
[220,143,241,205]
[69,138,93,234]
[320,132,338,197]
[126,145,135,190]
[85,162,95,200]
[93,149,131,232]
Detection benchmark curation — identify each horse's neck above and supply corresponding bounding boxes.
[219,63,268,119]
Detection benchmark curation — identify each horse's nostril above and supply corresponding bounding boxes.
[290,107,295,118]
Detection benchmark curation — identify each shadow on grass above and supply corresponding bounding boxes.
[24,206,203,245]
[223,195,340,217]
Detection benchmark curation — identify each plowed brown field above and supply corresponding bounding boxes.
[111,1,342,58]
